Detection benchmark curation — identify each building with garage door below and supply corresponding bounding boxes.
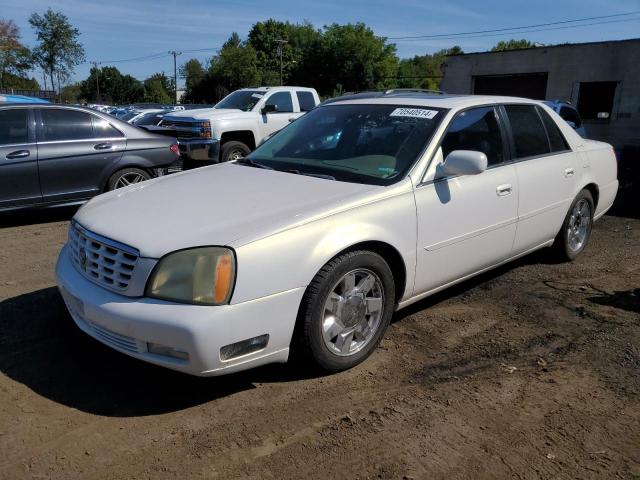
[440,38,640,158]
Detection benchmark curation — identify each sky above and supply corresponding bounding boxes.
[2,0,640,89]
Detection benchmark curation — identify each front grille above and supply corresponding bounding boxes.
[68,222,139,292]
[160,119,203,140]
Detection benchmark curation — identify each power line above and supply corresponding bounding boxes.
[392,16,640,42]
[388,10,640,40]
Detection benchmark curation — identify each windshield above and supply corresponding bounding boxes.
[247,104,446,185]
[133,112,164,125]
[215,90,264,111]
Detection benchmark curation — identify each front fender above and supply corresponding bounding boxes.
[231,189,417,304]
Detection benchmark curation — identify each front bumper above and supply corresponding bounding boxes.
[55,245,305,376]
[178,139,220,163]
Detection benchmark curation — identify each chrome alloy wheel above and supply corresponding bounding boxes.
[567,198,591,252]
[228,149,245,161]
[322,268,385,356]
[115,172,146,188]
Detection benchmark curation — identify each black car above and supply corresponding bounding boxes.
[0,104,179,211]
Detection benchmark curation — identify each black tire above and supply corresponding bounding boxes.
[553,189,595,261]
[220,141,251,163]
[297,250,396,372]
[107,168,151,191]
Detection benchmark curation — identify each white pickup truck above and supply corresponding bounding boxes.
[160,86,320,168]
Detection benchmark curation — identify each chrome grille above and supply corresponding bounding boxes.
[68,222,139,292]
[160,119,202,140]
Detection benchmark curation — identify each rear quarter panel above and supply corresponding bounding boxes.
[576,140,619,218]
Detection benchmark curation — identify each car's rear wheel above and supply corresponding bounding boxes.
[297,250,395,372]
[554,189,594,261]
[221,141,251,163]
[107,168,151,191]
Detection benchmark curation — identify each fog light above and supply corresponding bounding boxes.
[147,342,189,361]
[220,334,269,361]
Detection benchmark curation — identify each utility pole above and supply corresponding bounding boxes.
[91,61,100,101]
[275,39,287,86]
[168,50,182,104]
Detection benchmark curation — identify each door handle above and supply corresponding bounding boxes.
[564,167,575,177]
[6,149,30,159]
[496,184,512,196]
[94,143,113,150]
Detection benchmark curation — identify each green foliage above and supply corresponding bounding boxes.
[0,19,33,89]
[211,32,261,92]
[80,66,144,104]
[143,72,173,103]
[491,39,534,51]
[1,71,39,90]
[395,46,463,90]
[28,8,85,91]
[59,82,81,103]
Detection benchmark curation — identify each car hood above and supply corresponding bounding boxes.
[164,108,245,121]
[74,163,381,258]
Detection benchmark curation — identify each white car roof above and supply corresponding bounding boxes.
[237,86,316,92]
[325,93,543,109]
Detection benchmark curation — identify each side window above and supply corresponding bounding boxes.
[0,109,29,145]
[504,105,550,159]
[265,92,293,113]
[537,107,570,153]
[40,109,94,141]
[296,91,316,112]
[441,106,505,167]
[559,106,582,128]
[92,117,124,138]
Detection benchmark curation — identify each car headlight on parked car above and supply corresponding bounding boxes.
[146,247,235,305]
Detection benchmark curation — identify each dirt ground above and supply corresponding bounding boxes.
[0,201,639,480]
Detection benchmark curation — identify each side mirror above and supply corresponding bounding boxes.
[261,104,277,115]
[438,150,487,177]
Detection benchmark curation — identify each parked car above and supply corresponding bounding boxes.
[544,100,586,137]
[131,110,168,127]
[56,92,618,376]
[0,104,180,211]
[125,108,168,125]
[159,86,320,169]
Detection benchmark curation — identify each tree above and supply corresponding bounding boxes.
[491,39,534,51]
[180,58,208,103]
[396,46,463,90]
[0,19,32,89]
[29,8,85,92]
[311,23,398,95]
[79,66,144,104]
[143,73,173,103]
[210,33,260,92]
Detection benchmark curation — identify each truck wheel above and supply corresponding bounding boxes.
[221,141,251,163]
[107,168,151,191]
[297,250,396,372]
[553,189,594,261]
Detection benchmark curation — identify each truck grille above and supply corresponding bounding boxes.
[68,222,139,292]
[160,119,202,140]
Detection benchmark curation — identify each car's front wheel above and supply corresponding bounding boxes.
[554,189,594,261]
[298,250,396,372]
[221,141,251,163]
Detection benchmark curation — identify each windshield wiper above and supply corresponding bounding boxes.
[235,157,274,169]
[284,169,336,181]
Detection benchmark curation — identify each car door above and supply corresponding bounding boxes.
[259,91,298,138]
[0,107,41,208]
[35,108,126,203]
[506,104,579,254]
[413,106,518,295]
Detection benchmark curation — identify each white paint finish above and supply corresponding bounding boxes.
[414,163,518,294]
[57,93,619,376]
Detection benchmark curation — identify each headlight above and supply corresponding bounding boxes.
[146,247,235,305]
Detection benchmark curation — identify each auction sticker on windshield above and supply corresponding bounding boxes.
[389,108,438,119]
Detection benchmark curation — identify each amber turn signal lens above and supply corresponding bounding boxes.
[214,252,234,303]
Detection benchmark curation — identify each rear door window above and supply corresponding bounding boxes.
[504,105,551,159]
[92,117,124,138]
[265,92,294,113]
[40,109,94,141]
[537,107,570,153]
[0,109,29,145]
[296,91,316,112]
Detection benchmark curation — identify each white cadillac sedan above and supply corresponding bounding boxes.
[56,91,618,376]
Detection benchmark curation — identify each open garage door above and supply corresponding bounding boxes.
[473,73,548,100]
